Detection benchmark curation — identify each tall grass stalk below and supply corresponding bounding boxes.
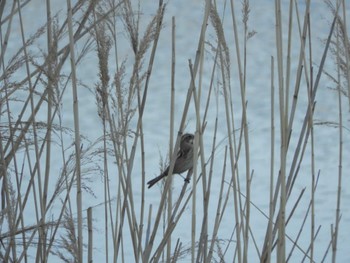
[274,0,287,262]
[167,15,176,262]
[267,55,275,263]
[332,8,343,262]
[66,0,83,261]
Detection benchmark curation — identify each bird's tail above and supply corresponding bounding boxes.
[147,172,166,188]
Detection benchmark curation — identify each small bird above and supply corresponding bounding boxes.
[147,133,194,188]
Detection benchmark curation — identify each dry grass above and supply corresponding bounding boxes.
[0,0,349,262]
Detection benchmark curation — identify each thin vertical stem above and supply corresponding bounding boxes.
[332,8,343,261]
[167,15,176,262]
[189,60,200,263]
[88,207,93,263]
[306,10,315,263]
[275,0,287,261]
[267,56,275,263]
[242,1,251,260]
[66,0,83,261]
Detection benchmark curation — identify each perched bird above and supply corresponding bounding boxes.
[147,133,194,188]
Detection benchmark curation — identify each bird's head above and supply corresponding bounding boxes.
[180,133,194,150]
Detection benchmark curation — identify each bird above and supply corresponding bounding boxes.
[147,133,194,188]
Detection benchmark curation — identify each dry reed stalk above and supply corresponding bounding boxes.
[167,15,176,262]
[266,55,275,263]
[307,10,316,263]
[171,238,182,262]
[207,137,226,263]
[332,7,343,262]
[87,207,93,262]
[66,0,83,261]
[274,0,287,260]
[189,61,198,263]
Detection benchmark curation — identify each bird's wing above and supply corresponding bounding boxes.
[176,149,185,159]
